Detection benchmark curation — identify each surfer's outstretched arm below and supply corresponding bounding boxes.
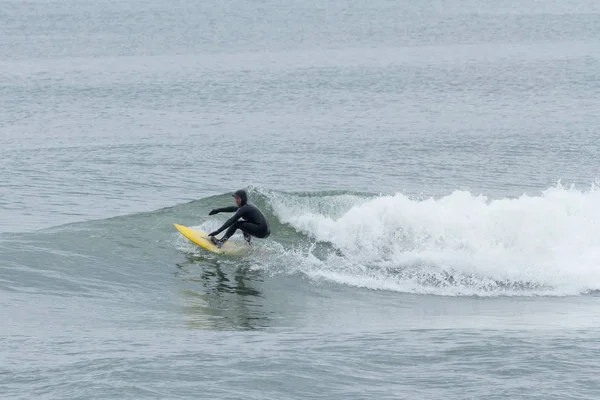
[209,206,238,215]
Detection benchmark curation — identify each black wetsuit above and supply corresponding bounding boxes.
[209,190,270,242]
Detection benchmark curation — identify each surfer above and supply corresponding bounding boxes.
[207,189,270,248]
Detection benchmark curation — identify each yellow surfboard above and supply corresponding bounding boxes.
[174,224,247,256]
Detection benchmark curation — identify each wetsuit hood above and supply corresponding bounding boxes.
[233,189,248,206]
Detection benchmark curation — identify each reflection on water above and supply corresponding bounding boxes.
[173,254,270,330]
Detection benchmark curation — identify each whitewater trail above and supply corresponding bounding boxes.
[259,184,600,296]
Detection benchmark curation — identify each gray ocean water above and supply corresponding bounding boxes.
[2,0,600,398]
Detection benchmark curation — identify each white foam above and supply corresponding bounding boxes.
[267,184,600,296]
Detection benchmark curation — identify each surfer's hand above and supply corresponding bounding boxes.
[209,209,218,215]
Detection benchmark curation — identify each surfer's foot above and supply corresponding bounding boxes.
[209,236,223,248]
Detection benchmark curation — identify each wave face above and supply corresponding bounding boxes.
[255,184,600,296]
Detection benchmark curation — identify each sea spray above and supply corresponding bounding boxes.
[264,184,600,296]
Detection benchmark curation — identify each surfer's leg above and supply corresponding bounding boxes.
[238,222,269,246]
[243,231,252,245]
[238,222,263,236]
[220,221,248,243]
[209,223,240,248]
[219,222,265,246]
